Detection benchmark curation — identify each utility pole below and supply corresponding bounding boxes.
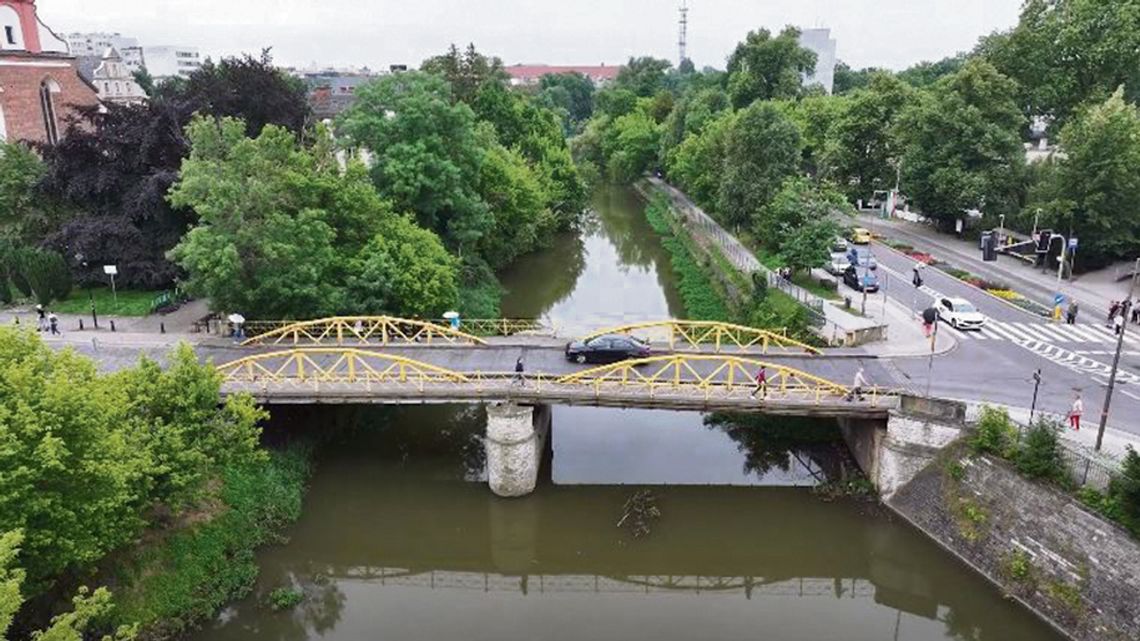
[1096,258,1140,451]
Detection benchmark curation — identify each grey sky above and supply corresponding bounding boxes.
[42,0,1021,71]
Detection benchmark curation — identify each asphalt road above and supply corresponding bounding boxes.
[866,240,1140,437]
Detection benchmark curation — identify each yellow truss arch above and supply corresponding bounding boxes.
[579,320,821,355]
[240,316,489,347]
[555,354,848,400]
[217,349,470,385]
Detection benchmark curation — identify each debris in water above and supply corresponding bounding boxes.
[617,490,661,539]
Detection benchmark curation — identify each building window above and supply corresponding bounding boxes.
[4,26,14,45]
[40,79,60,144]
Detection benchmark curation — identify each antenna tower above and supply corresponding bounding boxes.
[678,1,689,67]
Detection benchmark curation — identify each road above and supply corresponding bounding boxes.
[855,239,1140,442]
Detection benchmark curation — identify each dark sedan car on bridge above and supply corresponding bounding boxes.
[565,334,652,364]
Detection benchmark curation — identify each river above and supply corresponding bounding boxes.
[190,186,1063,641]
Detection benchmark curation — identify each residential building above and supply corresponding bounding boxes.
[66,31,143,72]
[0,0,100,144]
[76,47,146,104]
[142,45,201,81]
[505,64,621,87]
[798,28,837,94]
[303,70,380,121]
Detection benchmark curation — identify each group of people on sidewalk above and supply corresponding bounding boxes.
[33,305,60,336]
[1107,300,1139,335]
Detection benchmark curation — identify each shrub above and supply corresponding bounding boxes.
[267,587,304,611]
[1006,549,1033,582]
[971,406,1018,457]
[1107,446,1140,533]
[18,248,72,306]
[987,289,1024,301]
[1016,420,1068,483]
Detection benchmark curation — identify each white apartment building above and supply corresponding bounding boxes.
[798,28,837,94]
[67,32,143,72]
[142,45,201,81]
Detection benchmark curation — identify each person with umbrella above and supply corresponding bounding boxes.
[921,305,939,338]
[228,313,246,341]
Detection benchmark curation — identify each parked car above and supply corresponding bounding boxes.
[850,227,873,245]
[826,253,851,276]
[565,334,652,364]
[831,237,849,253]
[843,265,880,293]
[937,297,987,330]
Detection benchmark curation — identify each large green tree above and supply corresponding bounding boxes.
[0,142,58,245]
[659,87,730,169]
[421,43,507,105]
[666,110,738,214]
[339,72,489,253]
[614,56,673,98]
[822,73,917,200]
[979,0,1140,129]
[1028,89,1140,266]
[756,177,849,269]
[538,72,595,127]
[169,116,459,319]
[896,59,1026,225]
[725,26,817,108]
[717,102,803,229]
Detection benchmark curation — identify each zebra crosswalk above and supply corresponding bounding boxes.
[954,321,1140,348]
[1008,339,1140,391]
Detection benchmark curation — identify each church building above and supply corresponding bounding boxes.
[0,0,99,144]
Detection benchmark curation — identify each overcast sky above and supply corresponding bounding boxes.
[41,0,1022,71]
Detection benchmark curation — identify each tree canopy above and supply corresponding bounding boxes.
[725,26,816,108]
[717,101,803,229]
[421,43,508,105]
[169,116,459,319]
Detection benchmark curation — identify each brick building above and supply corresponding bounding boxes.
[0,0,99,144]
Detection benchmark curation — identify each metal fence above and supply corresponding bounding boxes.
[1010,415,1122,491]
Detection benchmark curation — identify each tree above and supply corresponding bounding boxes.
[726,26,817,108]
[421,43,508,105]
[717,102,803,228]
[822,73,917,200]
[475,143,555,268]
[132,68,155,96]
[896,59,1026,226]
[594,87,638,119]
[18,248,72,306]
[897,53,968,88]
[345,217,460,317]
[1029,88,1140,266]
[538,72,595,126]
[666,110,737,213]
[614,56,673,97]
[0,142,59,244]
[339,72,490,253]
[832,60,886,95]
[153,50,309,138]
[601,108,661,183]
[1109,447,1140,532]
[775,94,849,175]
[755,177,849,264]
[979,0,1140,129]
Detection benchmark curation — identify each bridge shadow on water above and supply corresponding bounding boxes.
[205,404,1063,641]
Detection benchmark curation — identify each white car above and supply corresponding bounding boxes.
[826,253,850,276]
[938,297,986,330]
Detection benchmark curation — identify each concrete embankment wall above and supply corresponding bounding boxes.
[889,452,1140,641]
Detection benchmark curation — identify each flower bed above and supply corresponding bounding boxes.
[906,251,936,265]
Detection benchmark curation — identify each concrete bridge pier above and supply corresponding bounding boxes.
[485,402,551,497]
[839,395,968,499]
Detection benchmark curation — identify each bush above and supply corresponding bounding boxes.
[1107,447,1140,533]
[971,406,1018,456]
[267,587,304,611]
[18,248,72,306]
[1016,420,1068,484]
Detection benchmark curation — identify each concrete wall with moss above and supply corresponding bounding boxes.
[889,451,1140,641]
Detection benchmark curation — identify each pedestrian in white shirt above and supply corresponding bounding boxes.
[1069,393,1083,431]
[846,367,868,402]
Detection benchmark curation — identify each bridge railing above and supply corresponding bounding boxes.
[242,317,549,343]
[581,320,822,355]
[217,350,895,409]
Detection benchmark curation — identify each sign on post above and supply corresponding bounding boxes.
[103,265,118,303]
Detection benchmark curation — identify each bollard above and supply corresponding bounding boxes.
[110,320,116,332]
[160,322,166,334]
[79,319,84,331]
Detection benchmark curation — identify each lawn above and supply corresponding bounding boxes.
[51,287,164,316]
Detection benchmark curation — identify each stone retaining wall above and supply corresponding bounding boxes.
[889,452,1140,641]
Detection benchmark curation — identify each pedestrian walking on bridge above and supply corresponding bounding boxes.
[514,356,526,387]
[750,365,768,399]
[845,367,868,402]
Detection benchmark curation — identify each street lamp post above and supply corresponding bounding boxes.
[1095,257,1140,451]
[74,254,98,329]
[1029,369,1042,424]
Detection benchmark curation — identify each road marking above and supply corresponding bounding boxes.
[1010,339,1140,386]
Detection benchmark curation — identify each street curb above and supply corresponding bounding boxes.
[871,237,1050,320]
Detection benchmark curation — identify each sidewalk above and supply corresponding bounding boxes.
[646,178,884,344]
[861,215,1135,315]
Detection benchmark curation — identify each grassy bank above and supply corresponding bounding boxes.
[644,195,731,321]
[51,287,163,316]
[110,443,313,639]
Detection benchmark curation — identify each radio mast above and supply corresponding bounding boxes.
[678,1,689,67]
